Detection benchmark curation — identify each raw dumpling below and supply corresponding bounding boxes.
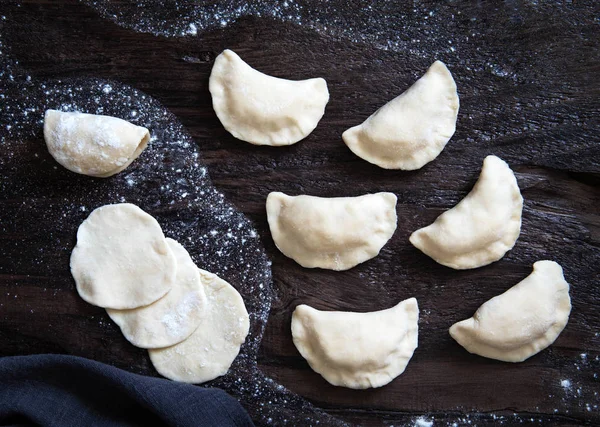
[266,192,397,270]
[106,239,207,349]
[291,298,419,389]
[71,203,175,309]
[410,155,523,269]
[43,110,150,177]
[209,49,329,146]
[342,60,459,170]
[149,269,250,384]
[449,261,571,362]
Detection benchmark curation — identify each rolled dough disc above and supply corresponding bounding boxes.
[70,203,175,309]
[148,268,250,383]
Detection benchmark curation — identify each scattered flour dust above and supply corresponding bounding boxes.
[414,417,434,427]
[161,291,202,337]
[85,0,465,57]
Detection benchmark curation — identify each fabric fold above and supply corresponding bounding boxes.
[0,354,254,427]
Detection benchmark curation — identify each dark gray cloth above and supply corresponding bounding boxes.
[0,354,254,427]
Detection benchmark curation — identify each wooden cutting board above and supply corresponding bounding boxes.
[1,1,599,425]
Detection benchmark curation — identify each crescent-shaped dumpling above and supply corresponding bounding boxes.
[291,298,419,389]
[43,110,150,177]
[449,261,571,362]
[266,192,397,270]
[409,155,523,269]
[209,49,329,146]
[342,60,459,170]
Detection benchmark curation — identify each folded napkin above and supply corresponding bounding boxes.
[0,354,254,427]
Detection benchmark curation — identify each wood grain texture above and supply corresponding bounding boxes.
[1,1,599,426]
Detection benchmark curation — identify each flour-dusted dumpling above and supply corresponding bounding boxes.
[292,298,419,389]
[266,192,397,270]
[43,110,150,177]
[342,61,459,170]
[209,49,329,146]
[450,261,571,362]
[106,239,207,349]
[71,203,175,309]
[148,269,250,384]
[410,155,523,269]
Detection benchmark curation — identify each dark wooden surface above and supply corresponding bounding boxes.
[1,1,599,426]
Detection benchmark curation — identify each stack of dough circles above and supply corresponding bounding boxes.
[71,203,176,309]
[148,268,250,384]
[43,110,150,177]
[72,203,250,383]
[106,238,207,349]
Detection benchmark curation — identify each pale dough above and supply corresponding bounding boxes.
[148,269,250,384]
[209,49,329,146]
[106,238,207,349]
[410,155,523,269]
[291,298,419,389]
[71,203,175,309]
[449,261,571,362]
[43,110,150,177]
[342,60,459,170]
[266,192,397,271]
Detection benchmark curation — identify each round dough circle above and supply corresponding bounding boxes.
[148,269,250,384]
[106,238,207,348]
[71,203,175,309]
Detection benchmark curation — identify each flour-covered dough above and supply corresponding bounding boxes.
[106,239,206,349]
[450,261,571,362]
[342,61,459,170]
[266,192,397,270]
[71,203,175,309]
[410,155,523,269]
[292,298,419,389]
[209,49,329,146]
[148,269,250,384]
[44,110,150,177]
